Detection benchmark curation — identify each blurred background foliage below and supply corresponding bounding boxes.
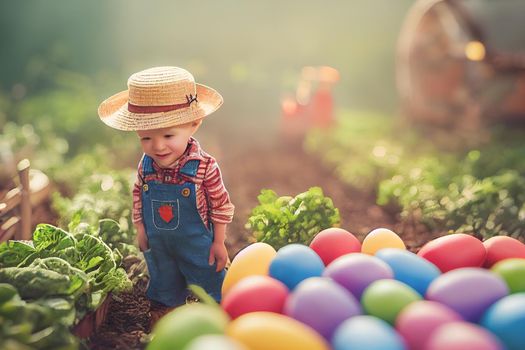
[0,0,413,151]
[0,0,413,240]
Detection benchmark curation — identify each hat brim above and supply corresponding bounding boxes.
[98,83,223,131]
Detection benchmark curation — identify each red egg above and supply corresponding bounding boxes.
[417,234,486,272]
[309,228,361,265]
[221,275,289,320]
[483,236,525,268]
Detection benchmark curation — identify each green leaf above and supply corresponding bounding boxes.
[188,284,218,307]
[0,241,35,268]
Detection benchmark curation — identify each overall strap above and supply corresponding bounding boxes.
[180,159,200,178]
[142,154,156,176]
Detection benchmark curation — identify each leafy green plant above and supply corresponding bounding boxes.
[246,187,340,249]
[444,171,525,239]
[307,111,525,240]
[378,153,525,240]
[0,283,78,350]
[0,223,133,314]
[52,168,136,244]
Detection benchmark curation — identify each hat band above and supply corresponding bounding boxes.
[128,94,198,114]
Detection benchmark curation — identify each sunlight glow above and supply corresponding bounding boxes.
[101,176,114,191]
[372,145,387,158]
[465,41,486,61]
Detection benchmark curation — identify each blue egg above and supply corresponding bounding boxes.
[481,293,525,350]
[376,248,441,296]
[332,315,406,350]
[269,244,324,290]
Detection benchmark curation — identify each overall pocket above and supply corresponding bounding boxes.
[151,199,180,230]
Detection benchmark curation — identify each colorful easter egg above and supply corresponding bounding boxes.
[227,312,330,350]
[222,243,276,296]
[491,258,525,293]
[361,228,405,255]
[395,300,463,350]
[480,293,525,350]
[417,233,486,272]
[361,279,421,324]
[425,322,504,350]
[376,248,441,296]
[309,228,361,265]
[483,236,525,268]
[426,268,508,322]
[269,244,324,290]
[184,334,248,350]
[221,275,289,319]
[147,304,229,350]
[284,277,361,340]
[323,253,393,299]
[332,315,405,350]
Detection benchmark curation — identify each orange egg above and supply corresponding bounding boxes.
[222,243,277,297]
[361,228,405,255]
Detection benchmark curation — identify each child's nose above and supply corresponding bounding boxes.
[152,139,165,151]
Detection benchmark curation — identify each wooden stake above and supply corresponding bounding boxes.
[17,159,31,240]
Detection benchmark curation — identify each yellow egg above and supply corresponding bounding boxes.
[227,312,330,350]
[362,228,406,255]
[222,243,277,296]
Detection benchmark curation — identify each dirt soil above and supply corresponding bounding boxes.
[87,137,439,350]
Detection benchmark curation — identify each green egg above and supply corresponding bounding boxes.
[147,304,229,350]
[492,258,525,294]
[361,279,421,324]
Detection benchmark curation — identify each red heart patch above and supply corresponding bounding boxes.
[158,204,174,223]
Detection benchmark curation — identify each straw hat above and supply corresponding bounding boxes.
[98,66,223,131]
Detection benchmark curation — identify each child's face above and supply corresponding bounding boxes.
[137,123,198,167]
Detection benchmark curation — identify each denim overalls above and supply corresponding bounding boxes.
[141,155,225,306]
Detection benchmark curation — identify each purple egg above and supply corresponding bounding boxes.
[426,268,509,322]
[396,300,463,350]
[284,277,361,340]
[323,253,394,299]
[425,321,504,350]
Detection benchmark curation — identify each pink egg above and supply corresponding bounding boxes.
[221,275,289,319]
[425,322,504,350]
[483,236,525,268]
[395,300,463,350]
[309,228,361,265]
[417,233,486,272]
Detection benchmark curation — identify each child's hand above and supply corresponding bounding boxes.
[134,222,149,252]
[209,241,228,272]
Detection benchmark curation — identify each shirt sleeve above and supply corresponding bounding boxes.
[132,161,144,224]
[203,157,235,224]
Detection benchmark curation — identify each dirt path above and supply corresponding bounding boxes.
[220,141,401,256]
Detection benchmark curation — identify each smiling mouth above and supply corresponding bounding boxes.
[155,153,171,158]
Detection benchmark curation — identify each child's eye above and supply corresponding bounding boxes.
[141,137,151,141]
[164,134,173,139]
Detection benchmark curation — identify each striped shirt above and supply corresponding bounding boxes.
[132,137,234,226]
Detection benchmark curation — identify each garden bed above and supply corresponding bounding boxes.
[87,138,438,349]
[73,294,112,339]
